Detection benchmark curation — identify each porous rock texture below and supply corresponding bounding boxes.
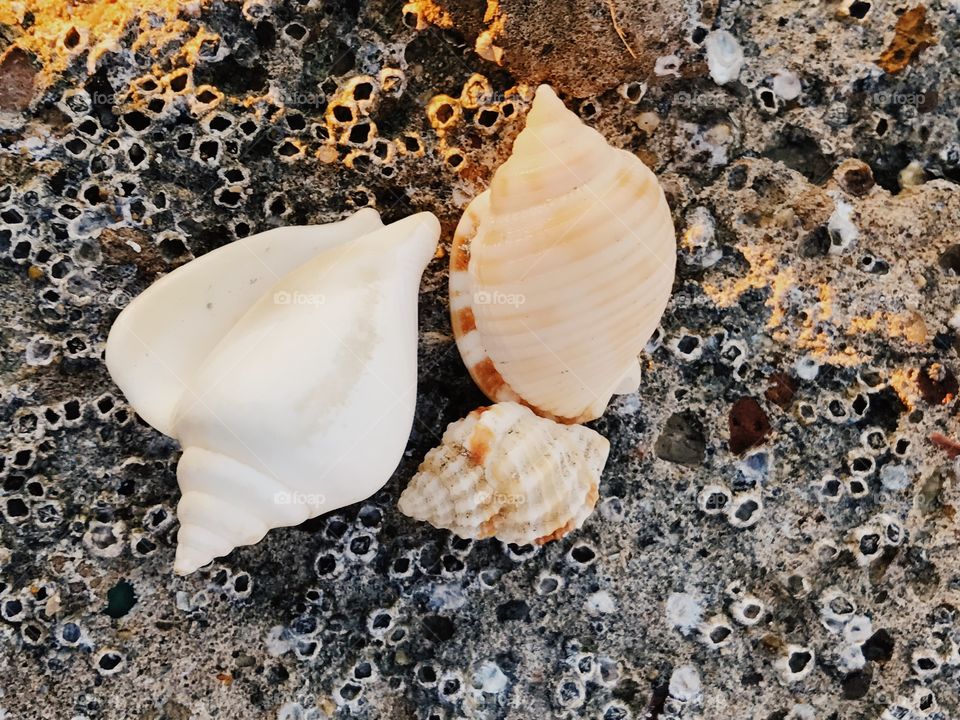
[1,1,960,719]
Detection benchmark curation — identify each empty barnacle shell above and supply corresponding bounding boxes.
[450,84,676,424]
[106,210,441,574]
[398,402,610,545]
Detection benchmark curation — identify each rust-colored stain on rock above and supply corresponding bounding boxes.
[0,48,37,112]
[765,372,797,409]
[877,6,936,74]
[729,397,771,455]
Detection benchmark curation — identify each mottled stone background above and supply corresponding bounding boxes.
[1,1,959,719]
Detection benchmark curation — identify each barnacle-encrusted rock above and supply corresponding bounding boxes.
[410,0,718,96]
[3,0,960,717]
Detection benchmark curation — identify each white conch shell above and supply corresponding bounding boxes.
[398,402,609,545]
[450,84,676,423]
[106,211,441,574]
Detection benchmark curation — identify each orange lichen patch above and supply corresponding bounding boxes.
[848,312,885,335]
[0,47,38,112]
[467,422,494,465]
[703,245,795,328]
[455,307,477,334]
[878,6,936,74]
[888,311,928,345]
[930,432,960,459]
[887,368,917,411]
[215,673,233,685]
[846,311,927,345]
[402,0,453,30]
[1,0,188,74]
[475,0,505,64]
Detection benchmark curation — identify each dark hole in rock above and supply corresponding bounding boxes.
[677,335,700,355]
[654,410,706,465]
[477,109,499,127]
[123,111,150,132]
[841,163,875,195]
[285,23,308,40]
[734,499,759,521]
[422,614,456,641]
[268,197,287,216]
[6,498,28,517]
[799,226,830,257]
[787,650,811,673]
[65,137,87,155]
[99,652,122,671]
[727,164,749,190]
[61,622,81,643]
[315,554,337,575]
[496,599,530,622]
[841,668,872,699]
[135,537,156,554]
[859,533,881,555]
[277,141,301,157]
[571,545,595,563]
[705,492,728,510]
[332,105,353,123]
[763,125,833,184]
[435,103,454,124]
[199,140,219,160]
[709,625,731,643]
[916,362,958,404]
[349,124,371,144]
[848,1,871,19]
[105,580,137,619]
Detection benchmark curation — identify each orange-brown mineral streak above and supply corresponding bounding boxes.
[473,358,507,397]
[467,422,494,466]
[450,228,472,272]
[455,307,477,334]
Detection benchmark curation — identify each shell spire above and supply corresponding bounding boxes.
[106,212,441,574]
[450,84,676,423]
[398,402,609,545]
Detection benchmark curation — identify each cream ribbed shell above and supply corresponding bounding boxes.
[398,402,609,545]
[450,85,676,423]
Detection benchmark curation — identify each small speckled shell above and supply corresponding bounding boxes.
[398,402,609,544]
[450,84,676,423]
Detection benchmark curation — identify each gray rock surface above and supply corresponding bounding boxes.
[1,1,959,718]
